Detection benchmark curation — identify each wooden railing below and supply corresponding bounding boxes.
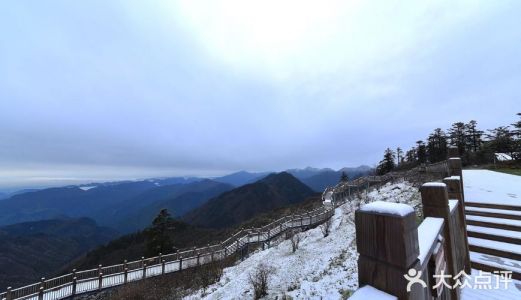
[0,203,337,300]
[324,159,451,204]
[351,150,470,300]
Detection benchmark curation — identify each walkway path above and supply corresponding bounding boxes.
[462,169,521,299]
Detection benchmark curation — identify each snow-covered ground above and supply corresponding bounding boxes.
[183,174,521,299]
[184,181,421,300]
[463,170,521,206]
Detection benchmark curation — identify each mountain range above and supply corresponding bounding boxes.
[0,168,367,291]
[0,179,233,234]
[0,218,117,290]
[0,166,372,231]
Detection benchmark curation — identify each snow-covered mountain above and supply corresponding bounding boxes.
[185,181,421,300]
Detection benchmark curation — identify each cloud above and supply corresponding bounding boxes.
[0,0,520,188]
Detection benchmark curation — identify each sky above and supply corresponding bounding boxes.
[0,0,520,189]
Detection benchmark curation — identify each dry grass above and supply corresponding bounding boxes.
[249,263,275,300]
[105,258,230,300]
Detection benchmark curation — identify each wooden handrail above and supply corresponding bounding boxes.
[353,154,470,300]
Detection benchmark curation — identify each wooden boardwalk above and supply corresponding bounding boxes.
[463,170,521,281]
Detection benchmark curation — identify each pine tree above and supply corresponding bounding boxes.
[464,120,483,152]
[145,209,175,256]
[339,171,349,182]
[376,148,395,175]
[448,122,467,155]
[405,148,417,163]
[511,113,521,156]
[486,126,515,154]
[416,141,427,164]
[396,147,403,166]
[427,128,448,163]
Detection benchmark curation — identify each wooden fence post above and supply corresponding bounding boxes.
[98,272,103,290]
[161,259,165,274]
[38,287,44,300]
[142,263,147,279]
[6,287,12,300]
[159,253,164,274]
[421,183,460,300]
[38,278,45,300]
[97,264,102,290]
[355,203,421,300]
[123,260,128,284]
[448,157,465,200]
[124,268,128,284]
[194,246,200,266]
[72,277,77,296]
[443,176,471,274]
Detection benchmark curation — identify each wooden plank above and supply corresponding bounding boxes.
[421,183,460,300]
[465,202,521,212]
[467,230,521,245]
[466,220,521,232]
[465,210,521,221]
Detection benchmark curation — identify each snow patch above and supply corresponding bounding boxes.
[418,217,444,264]
[422,182,446,188]
[463,170,521,207]
[360,201,414,216]
[449,200,458,213]
[79,186,96,191]
[350,285,397,300]
[185,181,421,300]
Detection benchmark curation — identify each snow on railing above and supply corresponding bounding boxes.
[0,200,335,300]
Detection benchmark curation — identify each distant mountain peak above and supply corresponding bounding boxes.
[259,171,300,185]
[183,172,315,228]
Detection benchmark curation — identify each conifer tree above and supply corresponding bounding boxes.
[511,113,521,156]
[486,126,515,154]
[396,147,403,166]
[339,171,349,182]
[448,122,467,155]
[464,120,484,152]
[416,141,427,164]
[376,148,395,175]
[427,128,448,163]
[405,148,417,163]
[145,209,175,256]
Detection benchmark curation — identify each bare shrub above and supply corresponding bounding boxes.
[320,217,332,237]
[106,259,229,300]
[249,263,274,299]
[290,230,300,253]
[194,261,224,293]
[108,277,181,300]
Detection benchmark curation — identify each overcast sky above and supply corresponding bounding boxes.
[0,0,520,189]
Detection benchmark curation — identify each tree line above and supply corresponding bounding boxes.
[375,113,521,175]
